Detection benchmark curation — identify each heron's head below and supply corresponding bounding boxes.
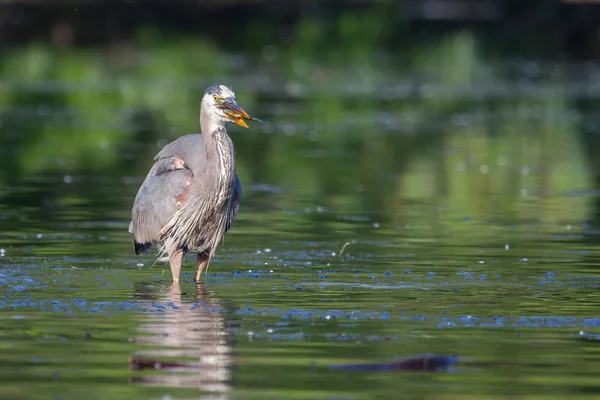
[201,85,263,128]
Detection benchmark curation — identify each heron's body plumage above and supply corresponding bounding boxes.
[130,132,241,256]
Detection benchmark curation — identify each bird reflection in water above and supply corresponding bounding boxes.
[129,283,232,395]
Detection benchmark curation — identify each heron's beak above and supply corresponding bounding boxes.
[218,99,264,128]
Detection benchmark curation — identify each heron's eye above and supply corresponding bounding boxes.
[213,95,219,103]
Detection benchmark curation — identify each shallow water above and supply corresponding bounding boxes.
[3,208,600,399]
[2,34,600,399]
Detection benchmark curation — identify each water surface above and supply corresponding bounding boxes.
[1,32,600,399]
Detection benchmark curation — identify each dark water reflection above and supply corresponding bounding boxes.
[1,30,600,399]
[130,284,232,393]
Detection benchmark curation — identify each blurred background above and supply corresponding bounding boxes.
[1,0,600,239]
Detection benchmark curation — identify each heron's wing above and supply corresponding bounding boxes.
[130,156,194,250]
[130,134,208,252]
[154,134,207,172]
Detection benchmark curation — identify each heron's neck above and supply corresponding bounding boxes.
[201,118,236,192]
[200,114,223,138]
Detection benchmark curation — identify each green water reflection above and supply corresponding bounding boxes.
[1,18,600,399]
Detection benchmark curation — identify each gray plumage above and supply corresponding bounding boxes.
[129,85,261,283]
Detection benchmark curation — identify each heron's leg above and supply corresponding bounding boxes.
[169,248,185,283]
[194,252,209,283]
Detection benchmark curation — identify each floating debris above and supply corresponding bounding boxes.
[128,357,199,371]
[339,240,355,257]
[330,355,459,372]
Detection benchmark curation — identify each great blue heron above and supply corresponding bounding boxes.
[129,85,263,283]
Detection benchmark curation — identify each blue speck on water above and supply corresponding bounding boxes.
[544,272,555,278]
[458,315,478,323]
[584,318,600,328]
[21,277,34,285]
[383,271,392,277]
[402,270,411,274]
[71,298,87,308]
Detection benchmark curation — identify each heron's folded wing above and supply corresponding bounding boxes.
[130,156,193,244]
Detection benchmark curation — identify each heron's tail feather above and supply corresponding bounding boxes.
[134,241,152,255]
